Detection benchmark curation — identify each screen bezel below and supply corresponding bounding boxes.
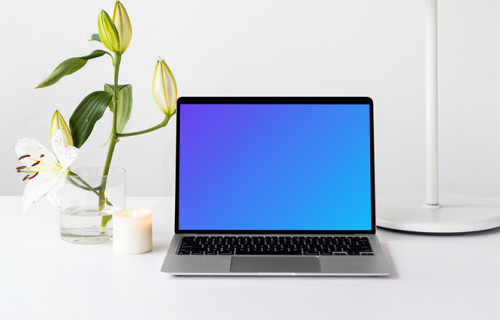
[175,97,376,234]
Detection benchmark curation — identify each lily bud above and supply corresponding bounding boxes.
[112,1,132,54]
[97,10,120,53]
[152,58,177,115]
[50,110,73,148]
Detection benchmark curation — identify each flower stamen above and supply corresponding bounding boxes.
[22,175,30,181]
[32,160,41,167]
[16,166,27,172]
[28,172,39,179]
[19,154,30,160]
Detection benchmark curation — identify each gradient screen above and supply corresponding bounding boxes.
[177,101,373,231]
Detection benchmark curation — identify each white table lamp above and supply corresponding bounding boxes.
[376,0,500,233]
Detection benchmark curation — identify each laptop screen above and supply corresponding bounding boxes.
[175,97,375,233]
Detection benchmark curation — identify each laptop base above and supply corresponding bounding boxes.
[161,234,390,276]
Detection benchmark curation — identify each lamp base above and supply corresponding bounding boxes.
[376,193,500,234]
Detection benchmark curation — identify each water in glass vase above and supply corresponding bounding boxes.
[59,167,126,244]
[60,206,114,244]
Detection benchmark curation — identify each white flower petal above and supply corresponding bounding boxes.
[162,63,176,114]
[152,62,168,113]
[15,138,57,167]
[57,146,79,168]
[50,110,73,149]
[22,171,59,213]
[16,133,78,212]
[46,168,69,208]
[152,59,177,115]
[51,130,79,167]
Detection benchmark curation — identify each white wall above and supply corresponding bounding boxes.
[2,0,500,199]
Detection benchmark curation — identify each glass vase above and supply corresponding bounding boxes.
[60,167,126,244]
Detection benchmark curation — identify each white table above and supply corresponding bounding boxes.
[1,196,499,320]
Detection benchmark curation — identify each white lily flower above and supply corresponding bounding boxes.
[50,110,73,149]
[152,57,177,115]
[15,129,79,212]
[112,1,132,54]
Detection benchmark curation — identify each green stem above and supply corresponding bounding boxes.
[117,111,175,138]
[67,172,113,206]
[99,52,121,227]
[67,175,93,191]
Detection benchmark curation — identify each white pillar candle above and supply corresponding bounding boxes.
[113,208,152,254]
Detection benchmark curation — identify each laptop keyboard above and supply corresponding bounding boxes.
[177,236,373,256]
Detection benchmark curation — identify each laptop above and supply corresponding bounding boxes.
[161,97,391,276]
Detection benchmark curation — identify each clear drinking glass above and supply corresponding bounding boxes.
[60,167,126,244]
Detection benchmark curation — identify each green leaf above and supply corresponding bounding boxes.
[103,84,114,109]
[104,84,133,133]
[90,33,102,42]
[116,85,133,133]
[70,91,113,148]
[36,50,108,88]
[102,84,133,146]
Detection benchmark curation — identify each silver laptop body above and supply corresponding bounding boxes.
[161,97,390,276]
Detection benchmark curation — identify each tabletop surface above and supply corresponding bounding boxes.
[1,196,499,320]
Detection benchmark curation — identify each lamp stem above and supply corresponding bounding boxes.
[425,0,439,207]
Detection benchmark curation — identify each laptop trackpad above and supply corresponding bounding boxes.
[230,257,321,273]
